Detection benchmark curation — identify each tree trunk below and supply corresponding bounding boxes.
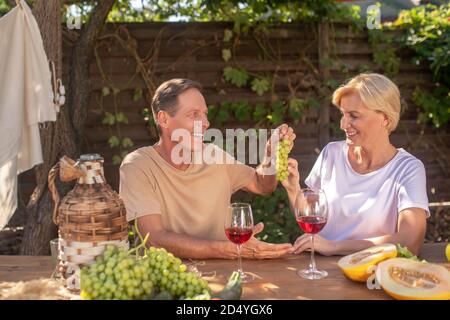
[20,0,65,255]
[20,0,116,255]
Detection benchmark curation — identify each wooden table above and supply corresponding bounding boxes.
[0,243,448,300]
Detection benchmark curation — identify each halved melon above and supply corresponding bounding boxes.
[338,244,397,282]
[376,258,450,300]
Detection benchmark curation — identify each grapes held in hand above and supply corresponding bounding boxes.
[276,139,290,181]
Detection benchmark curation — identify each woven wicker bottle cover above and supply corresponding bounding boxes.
[48,154,129,291]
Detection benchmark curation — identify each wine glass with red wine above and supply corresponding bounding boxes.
[294,188,329,280]
[225,203,254,283]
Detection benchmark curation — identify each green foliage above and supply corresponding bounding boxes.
[236,188,300,243]
[52,0,362,26]
[133,87,143,101]
[203,0,360,24]
[102,86,111,96]
[252,103,267,123]
[267,101,285,126]
[142,108,152,123]
[100,87,133,165]
[251,78,270,96]
[330,121,345,140]
[115,112,128,124]
[414,87,450,129]
[393,3,450,86]
[102,112,115,125]
[222,48,231,62]
[112,155,122,165]
[231,101,251,122]
[108,135,120,148]
[368,30,401,77]
[368,3,450,129]
[288,98,306,124]
[324,79,340,90]
[223,29,233,42]
[209,102,231,127]
[223,66,249,88]
[121,137,134,148]
[0,0,12,17]
[306,96,320,110]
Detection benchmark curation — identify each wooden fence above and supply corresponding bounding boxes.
[17,22,450,204]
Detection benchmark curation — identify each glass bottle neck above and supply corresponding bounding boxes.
[77,160,105,184]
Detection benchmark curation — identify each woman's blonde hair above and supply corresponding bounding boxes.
[332,73,401,133]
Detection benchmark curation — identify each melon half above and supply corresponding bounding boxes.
[376,258,450,300]
[338,244,397,282]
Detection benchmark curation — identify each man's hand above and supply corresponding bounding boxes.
[265,123,296,158]
[239,222,294,259]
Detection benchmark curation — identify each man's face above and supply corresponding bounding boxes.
[165,88,210,152]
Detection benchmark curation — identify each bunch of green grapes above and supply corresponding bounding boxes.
[144,246,210,299]
[80,244,210,300]
[80,245,153,300]
[276,139,290,181]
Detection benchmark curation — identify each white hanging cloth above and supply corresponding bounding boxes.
[0,0,57,229]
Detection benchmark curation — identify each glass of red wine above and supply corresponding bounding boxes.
[225,202,254,283]
[294,188,329,280]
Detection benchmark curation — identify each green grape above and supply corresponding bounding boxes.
[81,242,211,300]
[276,139,291,181]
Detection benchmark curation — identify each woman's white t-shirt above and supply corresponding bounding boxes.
[305,141,430,241]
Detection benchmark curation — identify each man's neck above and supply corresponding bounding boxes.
[153,138,191,171]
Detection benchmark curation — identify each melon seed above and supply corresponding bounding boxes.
[389,266,440,289]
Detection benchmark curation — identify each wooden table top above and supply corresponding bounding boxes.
[0,242,448,300]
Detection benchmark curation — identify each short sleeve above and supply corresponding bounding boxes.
[119,163,161,222]
[397,160,430,218]
[227,163,255,193]
[305,145,328,190]
[219,147,255,193]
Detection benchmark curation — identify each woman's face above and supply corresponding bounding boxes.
[339,92,388,148]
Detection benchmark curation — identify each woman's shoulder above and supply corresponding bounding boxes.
[395,149,425,168]
[391,148,426,178]
[325,140,346,150]
[321,140,346,156]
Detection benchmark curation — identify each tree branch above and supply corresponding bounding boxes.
[69,0,115,143]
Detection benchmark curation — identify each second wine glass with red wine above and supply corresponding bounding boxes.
[225,203,254,283]
[294,188,329,280]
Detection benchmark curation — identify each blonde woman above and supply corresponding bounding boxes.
[282,73,429,256]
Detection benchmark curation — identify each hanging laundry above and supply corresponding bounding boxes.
[0,0,58,229]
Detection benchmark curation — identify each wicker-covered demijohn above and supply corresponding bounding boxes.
[48,154,129,291]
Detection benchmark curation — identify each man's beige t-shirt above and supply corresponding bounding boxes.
[119,144,255,241]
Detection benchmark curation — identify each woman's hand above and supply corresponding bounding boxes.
[293,233,338,256]
[281,158,300,195]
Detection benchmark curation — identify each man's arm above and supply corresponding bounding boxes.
[242,123,296,195]
[137,215,294,259]
[242,163,277,195]
[138,214,236,259]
